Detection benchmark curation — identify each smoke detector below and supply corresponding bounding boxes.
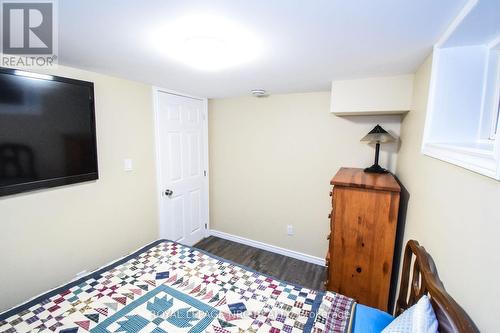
[251,89,269,98]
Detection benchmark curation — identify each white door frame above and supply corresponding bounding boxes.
[152,86,209,241]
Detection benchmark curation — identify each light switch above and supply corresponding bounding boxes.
[124,158,133,171]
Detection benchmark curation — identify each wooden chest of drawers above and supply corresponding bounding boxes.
[325,167,401,312]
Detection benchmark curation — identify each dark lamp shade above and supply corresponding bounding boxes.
[360,124,396,143]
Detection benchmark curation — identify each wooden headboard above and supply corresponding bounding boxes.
[395,240,479,333]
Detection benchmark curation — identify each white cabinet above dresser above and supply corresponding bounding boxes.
[330,74,414,116]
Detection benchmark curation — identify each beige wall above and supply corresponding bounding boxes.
[0,66,158,311]
[396,56,500,332]
[209,92,401,258]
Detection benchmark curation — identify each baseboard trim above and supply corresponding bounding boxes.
[209,229,325,266]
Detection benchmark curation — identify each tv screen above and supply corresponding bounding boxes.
[0,68,98,197]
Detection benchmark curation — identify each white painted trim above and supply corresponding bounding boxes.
[152,86,205,101]
[209,229,326,266]
[152,88,164,238]
[422,143,498,179]
[487,35,500,49]
[435,0,478,47]
[152,87,210,240]
[202,98,210,238]
[489,56,500,139]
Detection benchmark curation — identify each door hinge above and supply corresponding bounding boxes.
[204,170,207,177]
[204,223,208,229]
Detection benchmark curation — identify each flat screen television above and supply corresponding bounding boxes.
[0,67,98,197]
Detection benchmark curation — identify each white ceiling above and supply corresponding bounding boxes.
[59,0,468,98]
[443,0,500,48]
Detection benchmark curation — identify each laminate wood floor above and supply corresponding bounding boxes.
[194,236,326,291]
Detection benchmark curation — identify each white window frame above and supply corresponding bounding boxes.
[489,61,500,140]
[421,0,500,180]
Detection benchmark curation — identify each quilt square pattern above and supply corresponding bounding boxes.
[0,240,355,333]
[91,284,218,333]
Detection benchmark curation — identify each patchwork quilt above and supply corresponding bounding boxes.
[0,240,355,333]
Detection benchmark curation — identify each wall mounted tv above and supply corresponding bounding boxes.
[0,67,98,197]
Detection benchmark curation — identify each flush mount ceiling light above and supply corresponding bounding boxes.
[152,14,262,71]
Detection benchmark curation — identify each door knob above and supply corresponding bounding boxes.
[164,189,173,196]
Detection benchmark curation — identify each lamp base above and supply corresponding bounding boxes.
[364,164,389,174]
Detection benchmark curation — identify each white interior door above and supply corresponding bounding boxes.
[155,90,208,246]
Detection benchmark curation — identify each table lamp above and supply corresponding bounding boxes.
[360,124,396,173]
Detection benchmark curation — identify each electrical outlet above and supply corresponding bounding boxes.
[287,225,294,236]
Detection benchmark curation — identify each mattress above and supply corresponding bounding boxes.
[0,240,355,333]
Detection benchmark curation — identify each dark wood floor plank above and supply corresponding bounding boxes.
[193,236,325,290]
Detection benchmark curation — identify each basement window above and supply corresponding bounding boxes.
[491,89,500,139]
[422,2,500,180]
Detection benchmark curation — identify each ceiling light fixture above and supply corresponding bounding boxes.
[151,14,262,71]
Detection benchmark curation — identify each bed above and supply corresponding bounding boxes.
[0,239,477,333]
[351,240,479,333]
